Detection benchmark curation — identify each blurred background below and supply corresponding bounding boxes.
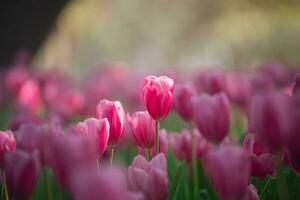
[1,0,300,73]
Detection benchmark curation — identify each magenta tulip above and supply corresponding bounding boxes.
[128,153,168,200]
[243,133,274,179]
[4,150,41,200]
[203,145,250,200]
[96,99,126,145]
[246,184,259,200]
[194,69,226,94]
[140,76,174,120]
[138,129,169,157]
[249,90,292,152]
[76,118,110,157]
[169,129,212,162]
[173,82,197,121]
[192,93,231,144]
[127,111,155,149]
[0,130,16,165]
[69,166,128,200]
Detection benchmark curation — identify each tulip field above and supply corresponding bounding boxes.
[0,61,300,200]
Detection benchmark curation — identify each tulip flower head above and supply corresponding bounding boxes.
[76,118,110,157]
[173,82,197,121]
[140,76,174,120]
[249,90,292,152]
[128,153,168,200]
[243,133,274,179]
[127,111,155,149]
[192,93,231,144]
[96,99,126,146]
[203,145,250,200]
[0,130,16,166]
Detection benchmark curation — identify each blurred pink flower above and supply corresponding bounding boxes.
[46,134,98,188]
[203,145,250,200]
[4,150,41,200]
[169,129,212,162]
[96,99,126,146]
[193,69,226,94]
[246,184,259,200]
[141,76,174,120]
[17,78,42,114]
[249,90,292,152]
[76,118,110,157]
[138,129,168,157]
[69,166,129,200]
[127,111,155,149]
[243,133,275,179]
[4,66,30,95]
[0,130,16,165]
[192,93,231,144]
[173,82,197,121]
[128,153,168,200]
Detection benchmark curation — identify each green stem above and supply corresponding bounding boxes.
[260,178,271,199]
[276,161,289,200]
[1,170,8,200]
[145,148,151,161]
[44,169,52,200]
[109,146,115,165]
[190,126,200,200]
[155,121,160,155]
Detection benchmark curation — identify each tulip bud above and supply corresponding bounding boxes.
[4,150,41,200]
[17,79,42,114]
[194,69,226,94]
[128,153,168,200]
[250,90,292,152]
[203,145,250,200]
[173,82,197,121]
[192,93,231,144]
[169,129,212,162]
[243,133,274,179]
[127,111,155,149]
[140,76,174,120]
[0,130,16,166]
[138,129,168,157]
[76,118,110,157]
[96,99,126,146]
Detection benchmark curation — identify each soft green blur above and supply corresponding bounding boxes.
[35,0,300,73]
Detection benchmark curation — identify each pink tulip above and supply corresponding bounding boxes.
[4,66,30,94]
[173,82,197,121]
[138,129,169,157]
[76,118,110,157]
[203,145,250,200]
[69,166,128,200]
[0,130,16,165]
[169,129,212,162]
[128,153,168,200]
[194,69,226,94]
[225,72,252,110]
[4,150,41,200]
[249,90,292,152]
[246,184,259,200]
[140,76,174,120]
[17,78,42,114]
[192,93,231,144]
[96,99,126,146]
[46,134,98,188]
[127,111,155,149]
[243,133,274,179]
